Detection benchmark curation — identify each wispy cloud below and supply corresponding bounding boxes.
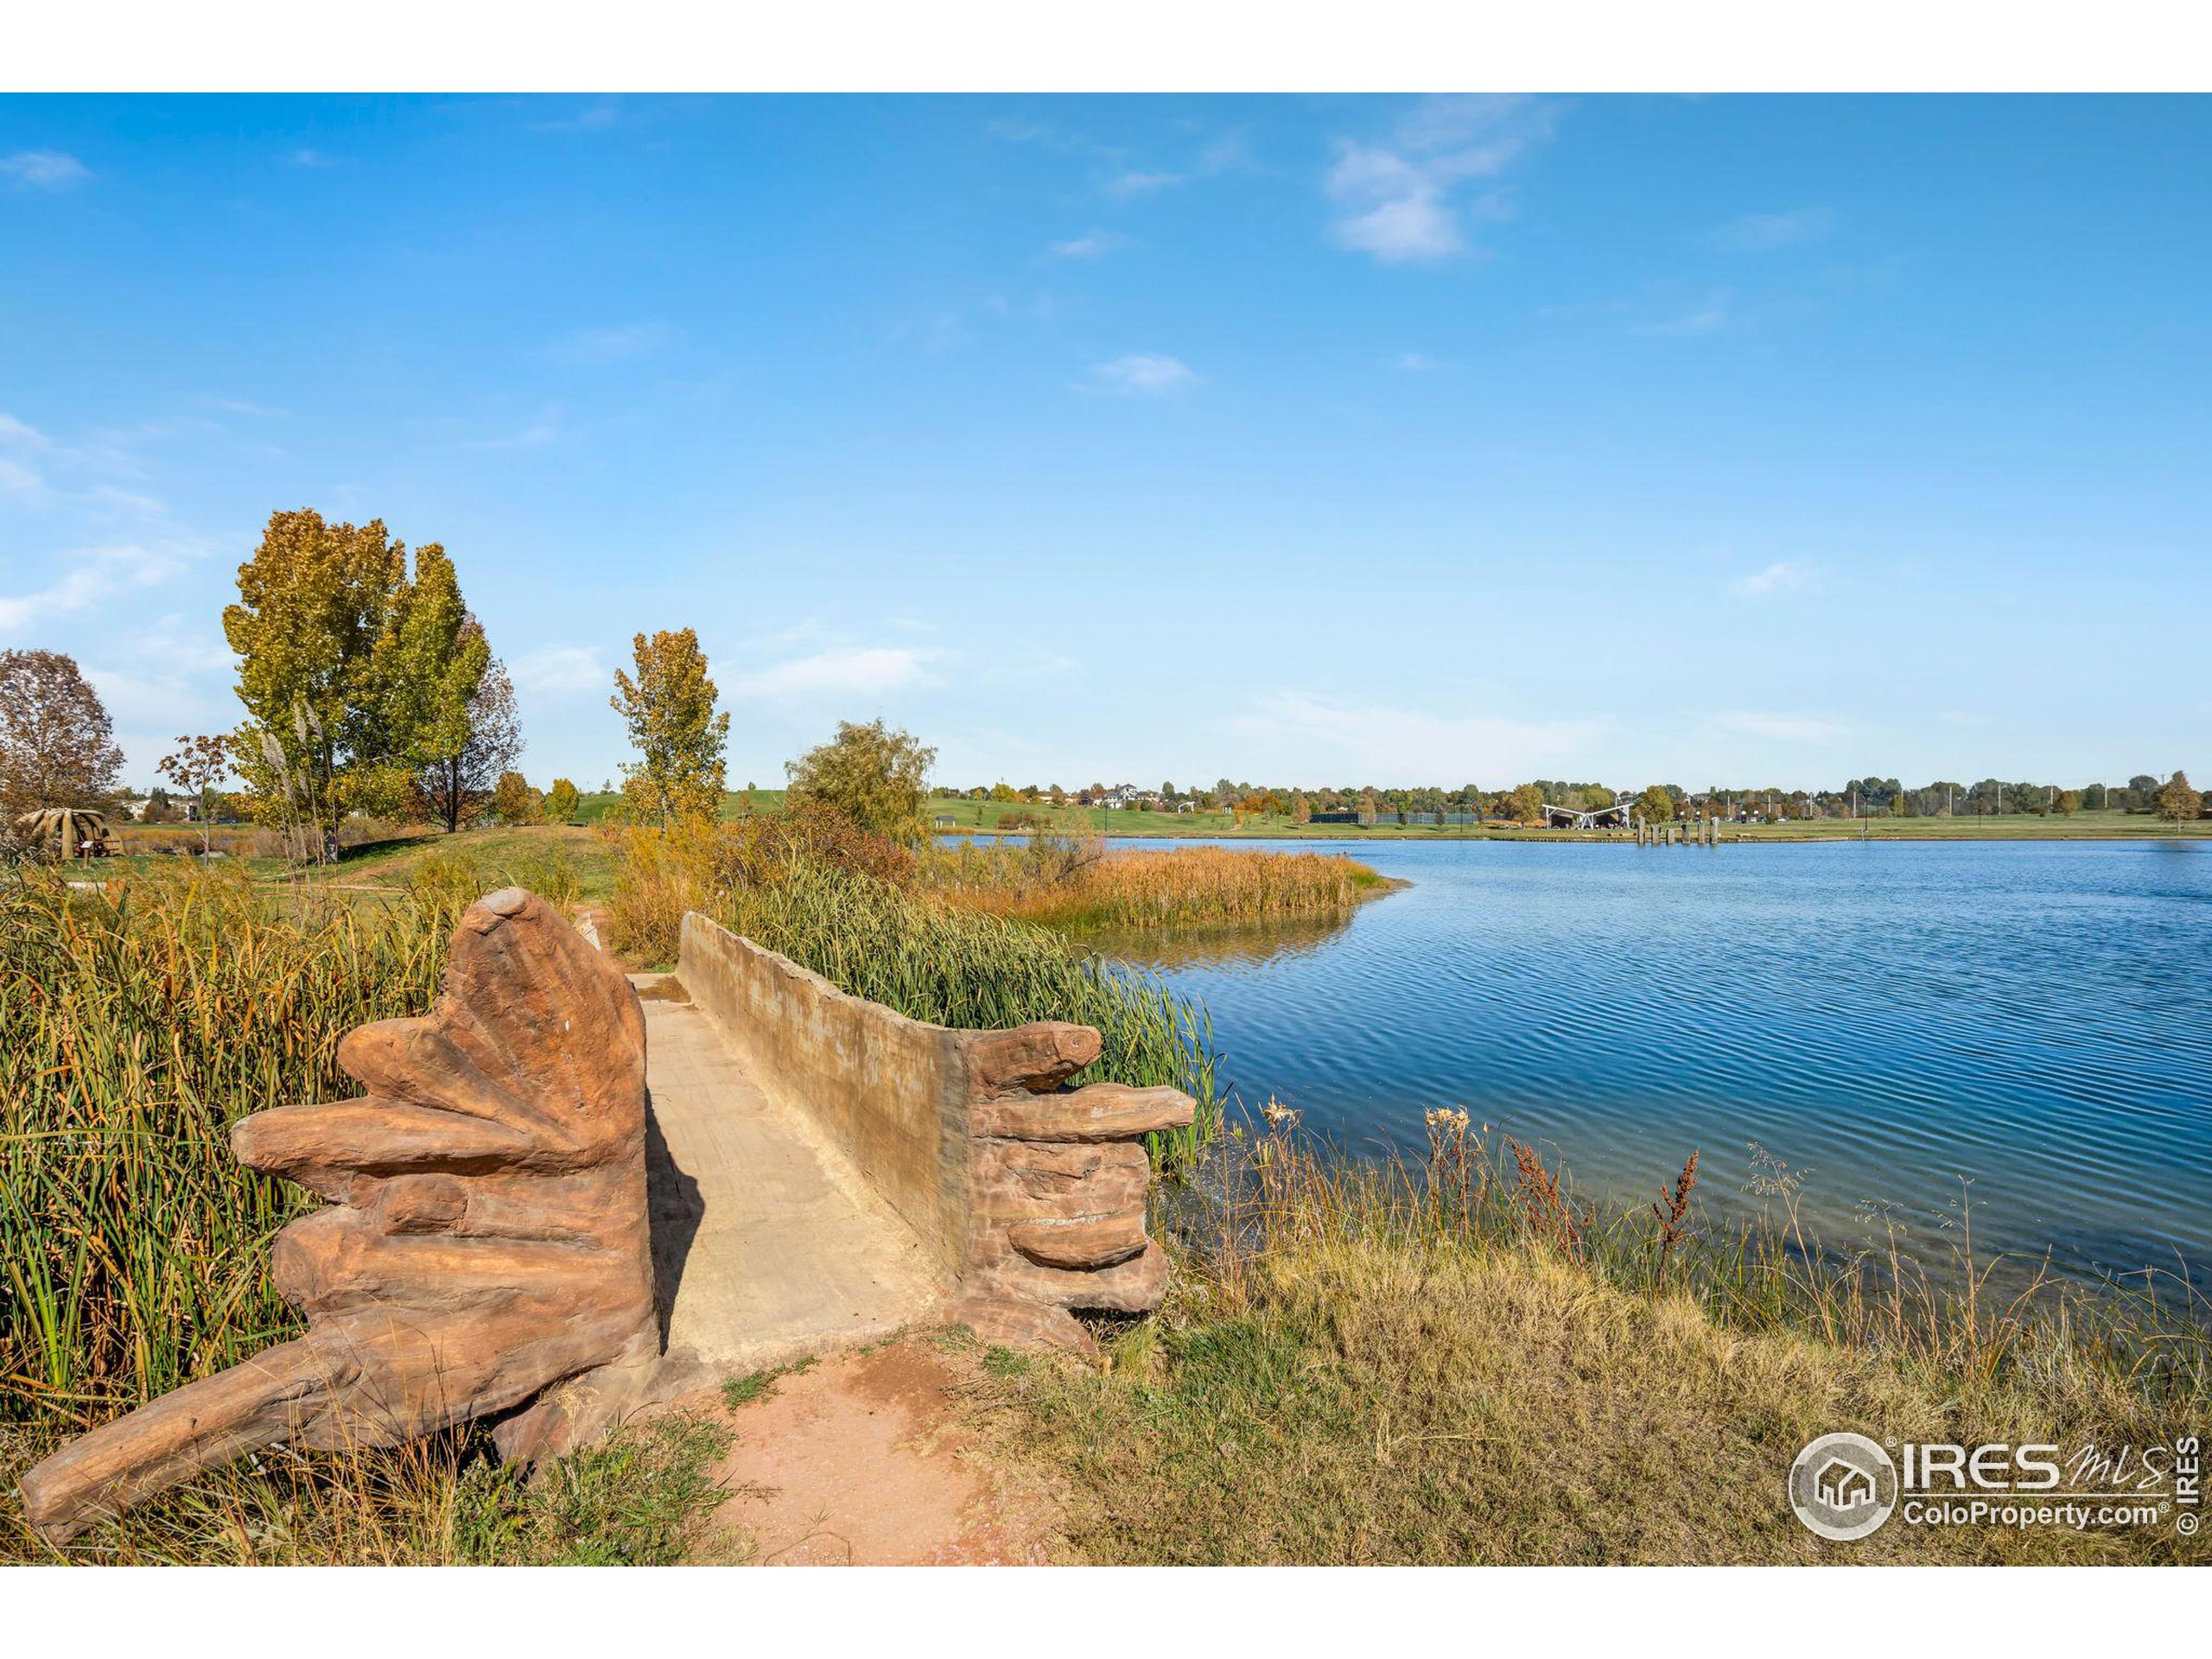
[1105,169,1183,197]
[2,150,90,191]
[733,645,942,701]
[1325,96,1559,266]
[512,645,606,695]
[199,397,290,419]
[290,148,338,168]
[467,410,564,451]
[1637,289,1734,336]
[989,115,1249,200]
[1712,710,1854,743]
[1731,559,1814,596]
[1714,207,1834,251]
[1087,353,1197,394]
[1048,229,1130,260]
[534,102,621,133]
[0,543,192,633]
[1396,352,1443,372]
[1228,690,1603,782]
[539,323,671,367]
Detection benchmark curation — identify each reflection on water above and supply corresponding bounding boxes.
[1098,836,2212,1295]
[1088,911,1356,971]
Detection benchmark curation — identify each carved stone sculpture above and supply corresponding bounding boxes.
[21,888,656,1542]
[952,1024,1195,1353]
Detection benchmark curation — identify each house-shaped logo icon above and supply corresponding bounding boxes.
[1815,1457,1878,1511]
[1789,1432,1899,1541]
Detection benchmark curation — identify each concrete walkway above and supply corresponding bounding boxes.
[633,974,944,1376]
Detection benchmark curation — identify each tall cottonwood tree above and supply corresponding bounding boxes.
[224,512,493,834]
[0,650,124,818]
[610,629,729,827]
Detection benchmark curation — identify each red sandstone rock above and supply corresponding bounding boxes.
[970,1081,1196,1143]
[18,888,656,1543]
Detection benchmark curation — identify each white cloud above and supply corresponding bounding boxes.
[0,543,189,633]
[512,645,607,695]
[1637,289,1734,336]
[84,664,221,730]
[1,150,90,190]
[540,323,670,366]
[1226,690,1604,784]
[1712,711,1855,744]
[1325,96,1558,266]
[0,454,43,498]
[1397,352,1442,372]
[467,410,563,451]
[1105,169,1183,196]
[1731,559,1813,595]
[1088,353,1197,393]
[1048,229,1130,260]
[1715,207,1834,251]
[733,646,942,702]
[290,148,338,168]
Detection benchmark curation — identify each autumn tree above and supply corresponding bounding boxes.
[1504,782,1547,823]
[418,650,523,832]
[1290,790,1311,823]
[491,770,538,825]
[1633,784,1676,827]
[0,649,124,819]
[157,734,234,854]
[224,511,491,836]
[2157,771,2203,823]
[546,778,582,824]
[785,718,938,843]
[611,629,729,827]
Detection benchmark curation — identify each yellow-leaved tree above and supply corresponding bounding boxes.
[784,718,938,844]
[223,511,491,842]
[610,629,730,828]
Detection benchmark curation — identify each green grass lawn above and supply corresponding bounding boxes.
[96,823,619,901]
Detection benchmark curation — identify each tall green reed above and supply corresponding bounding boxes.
[0,868,448,1427]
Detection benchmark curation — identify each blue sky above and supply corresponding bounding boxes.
[2,93,2206,795]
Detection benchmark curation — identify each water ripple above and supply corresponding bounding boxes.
[1115,837,2212,1287]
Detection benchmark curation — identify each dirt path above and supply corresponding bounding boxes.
[684,1336,1067,1566]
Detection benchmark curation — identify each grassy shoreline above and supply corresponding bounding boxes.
[1000,1118,2212,1565]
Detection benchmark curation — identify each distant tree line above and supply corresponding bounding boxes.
[928,772,2208,823]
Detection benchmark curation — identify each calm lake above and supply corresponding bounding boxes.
[1103,837,2212,1293]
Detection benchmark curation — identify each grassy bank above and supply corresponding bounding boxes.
[922,836,1396,932]
[998,1117,2211,1565]
[0,1413,734,1566]
[605,820,1223,1160]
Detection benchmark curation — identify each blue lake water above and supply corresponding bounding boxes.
[1101,837,2212,1292]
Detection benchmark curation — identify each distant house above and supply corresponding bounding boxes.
[119,797,198,823]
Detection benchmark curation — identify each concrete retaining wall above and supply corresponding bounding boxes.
[678,911,972,1281]
[677,908,1194,1352]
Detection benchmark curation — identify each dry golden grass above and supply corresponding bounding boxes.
[927,835,1393,932]
[995,1122,2210,1566]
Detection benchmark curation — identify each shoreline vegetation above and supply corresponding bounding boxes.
[6,824,2207,1565]
[1010,1112,2212,1565]
[919,834,1401,932]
